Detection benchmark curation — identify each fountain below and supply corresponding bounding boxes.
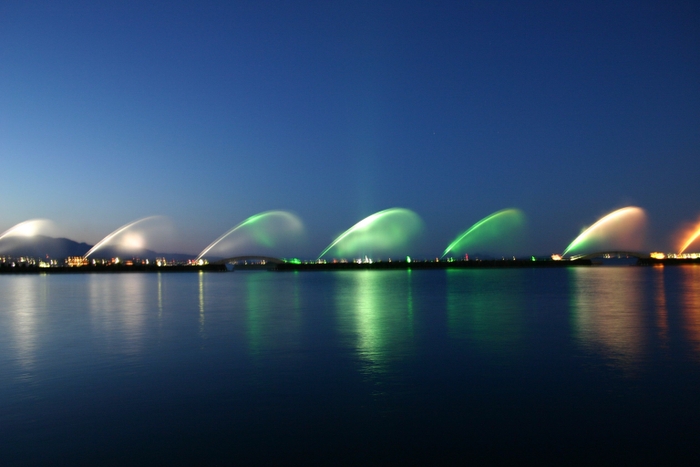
[195,211,303,261]
[0,219,54,242]
[0,219,55,254]
[317,208,422,259]
[677,219,700,255]
[442,208,525,258]
[562,207,647,257]
[83,216,163,259]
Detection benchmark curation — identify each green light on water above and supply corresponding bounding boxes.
[335,271,415,374]
[446,269,524,355]
[244,273,301,355]
[285,258,302,264]
[442,208,525,258]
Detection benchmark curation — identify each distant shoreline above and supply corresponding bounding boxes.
[273,259,594,271]
[0,264,228,274]
[2,258,699,274]
[1,259,592,274]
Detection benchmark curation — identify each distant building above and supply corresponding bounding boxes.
[66,256,88,267]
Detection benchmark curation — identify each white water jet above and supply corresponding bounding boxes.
[84,216,162,259]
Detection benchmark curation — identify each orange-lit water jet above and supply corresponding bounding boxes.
[678,221,700,255]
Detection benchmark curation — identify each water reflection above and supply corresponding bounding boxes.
[446,269,524,355]
[335,271,415,376]
[2,276,48,373]
[653,267,668,347]
[681,266,700,358]
[244,272,301,356]
[569,268,645,371]
[157,272,163,317]
[88,274,148,355]
[198,271,205,337]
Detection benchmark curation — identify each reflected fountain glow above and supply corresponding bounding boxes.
[157,272,163,318]
[654,268,669,346]
[318,208,422,259]
[442,208,525,258]
[243,272,302,356]
[199,271,205,336]
[88,274,147,355]
[3,276,48,373]
[334,271,415,377]
[563,206,647,256]
[681,266,700,360]
[569,267,645,372]
[446,269,524,355]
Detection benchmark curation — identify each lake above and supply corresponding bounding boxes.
[1,266,700,465]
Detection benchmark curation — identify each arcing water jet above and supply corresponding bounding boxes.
[678,221,700,255]
[196,211,303,261]
[0,219,53,242]
[442,208,525,258]
[562,207,646,256]
[317,208,422,259]
[84,216,161,259]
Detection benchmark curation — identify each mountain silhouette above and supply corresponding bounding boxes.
[0,235,194,261]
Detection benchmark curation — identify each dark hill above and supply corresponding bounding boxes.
[0,235,90,258]
[0,235,194,261]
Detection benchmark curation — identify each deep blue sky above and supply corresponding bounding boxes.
[2,1,699,257]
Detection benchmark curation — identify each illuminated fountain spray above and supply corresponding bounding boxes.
[442,208,525,258]
[562,206,647,257]
[83,216,161,259]
[195,211,303,261]
[317,208,423,259]
[0,219,53,242]
[677,219,700,255]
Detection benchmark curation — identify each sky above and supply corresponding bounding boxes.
[1,0,699,258]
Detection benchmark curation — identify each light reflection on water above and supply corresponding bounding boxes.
[569,267,646,372]
[88,273,148,355]
[198,270,205,337]
[157,272,163,318]
[4,276,48,374]
[243,272,302,356]
[334,271,415,377]
[654,266,669,347]
[681,266,700,358]
[2,268,700,463]
[446,269,525,355]
[2,267,700,373]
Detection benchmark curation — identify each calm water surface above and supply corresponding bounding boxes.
[1,266,700,465]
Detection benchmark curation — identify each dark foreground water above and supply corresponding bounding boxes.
[1,266,700,465]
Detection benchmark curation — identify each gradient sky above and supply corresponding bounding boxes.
[2,1,699,257]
